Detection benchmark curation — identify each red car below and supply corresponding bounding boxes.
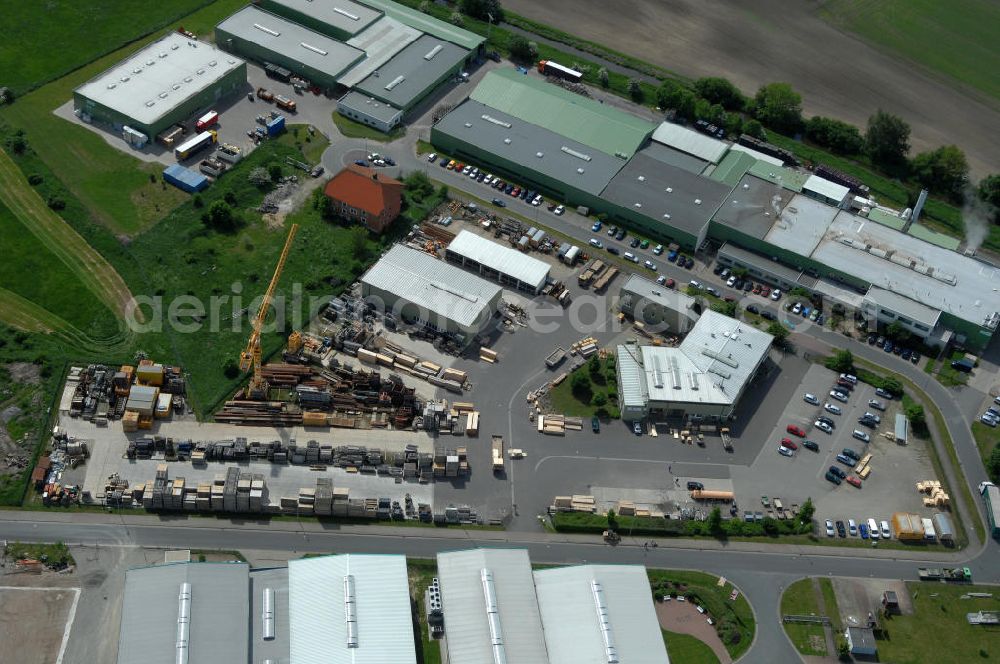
[666,278,675,289]
[786,424,806,437]
[780,437,798,450]
[846,476,862,488]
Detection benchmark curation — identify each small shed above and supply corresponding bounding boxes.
[894,413,908,444]
[846,626,878,657]
[882,590,900,614]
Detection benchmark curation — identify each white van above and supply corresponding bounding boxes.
[867,518,879,539]
[623,251,638,263]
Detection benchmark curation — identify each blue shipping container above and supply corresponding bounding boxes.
[162,164,208,193]
[266,115,286,136]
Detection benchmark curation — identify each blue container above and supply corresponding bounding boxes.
[162,164,208,193]
[266,114,286,136]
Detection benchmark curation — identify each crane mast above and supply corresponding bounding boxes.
[239,223,298,399]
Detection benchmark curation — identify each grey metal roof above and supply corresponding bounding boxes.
[216,6,365,80]
[337,90,403,123]
[620,273,698,327]
[434,99,627,196]
[894,412,908,442]
[601,151,733,238]
[804,174,850,202]
[75,33,244,127]
[353,34,467,108]
[361,244,501,328]
[533,565,670,664]
[717,243,805,284]
[637,141,710,175]
[615,345,648,410]
[340,17,421,87]
[117,562,249,664]
[265,0,382,37]
[712,173,790,240]
[288,554,416,664]
[864,286,941,328]
[447,230,550,291]
[763,193,840,257]
[436,548,549,664]
[250,567,290,664]
[356,0,485,50]
[651,122,729,163]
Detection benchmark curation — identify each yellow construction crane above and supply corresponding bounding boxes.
[240,223,299,399]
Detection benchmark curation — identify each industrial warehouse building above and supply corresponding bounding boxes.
[361,244,503,340]
[288,554,416,664]
[616,310,773,422]
[433,70,1000,353]
[436,548,669,664]
[216,6,366,90]
[258,0,382,41]
[446,230,550,294]
[73,33,247,140]
[619,274,699,335]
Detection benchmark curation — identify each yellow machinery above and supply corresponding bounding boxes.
[287,330,304,354]
[240,224,299,399]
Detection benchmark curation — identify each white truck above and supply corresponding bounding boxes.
[491,435,504,473]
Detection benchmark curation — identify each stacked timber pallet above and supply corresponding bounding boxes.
[551,494,597,513]
[571,337,599,358]
[479,347,498,363]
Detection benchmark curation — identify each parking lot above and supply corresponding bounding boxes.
[730,364,943,538]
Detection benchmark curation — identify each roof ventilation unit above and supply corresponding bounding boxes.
[561,146,592,161]
[464,122,472,128]
[254,23,280,36]
[301,42,328,56]
[344,575,358,648]
[384,75,405,90]
[334,7,361,20]
[106,83,116,89]
[159,92,168,99]
[480,569,507,664]
[481,114,511,128]
[695,198,702,205]
[536,152,544,158]
[591,580,620,664]
[637,175,646,182]
[146,60,154,66]
[262,588,275,641]
[504,138,511,144]
[424,44,443,60]
[577,167,585,174]
[176,583,192,664]
[634,203,642,208]
[663,213,671,219]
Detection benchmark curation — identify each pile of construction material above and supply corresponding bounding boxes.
[479,347,498,363]
[432,445,470,478]
[551,494,597,513]
[536,414,583,436]
[417,399,481,436]
[570,336,599,358]
[68,361,184,425]
[437,503,481,525]
[356,347,469,393]
[616,500,664,518]
[917,480,950,507]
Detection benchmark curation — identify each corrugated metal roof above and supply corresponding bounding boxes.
[340,17,421,87]
[894,413,908,442]
[288,554,416,664]
[216,6,365,80]
[616,345,648,410]
[804,174,850,202]
[708,150,758,187]
[250,567,290,664]
[470,69,654,158]
[864,286,941,328]
[727,143,784,166]
[353,34,468,108]
[361,244,501,328]
[747,161,809,192]
[337,90,403,123]
[357,0,485,50]
[436,548,549,664]
[651,122,729,163]
[447,230,550,291]
[433,99,626,196]
[75,33,244,127]
[117,562,250,664]
[264,0,382,37]
[534,565,669,664]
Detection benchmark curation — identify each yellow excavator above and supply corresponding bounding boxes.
[239,223,298,399]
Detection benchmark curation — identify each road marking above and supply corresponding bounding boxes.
[0,586,81,664]
[532,454,733,473]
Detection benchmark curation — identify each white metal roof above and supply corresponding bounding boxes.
[639,310,771,407]
[803,174,850,202]
[651,122,729,164]
[361,244,501,328]
[288,554,416,664]
[763,193,840,257]
[727,143,784,166]
[621,274,698,319]
[447,230,550,291]
[436,548,549,664]
[117,562,250,664]
[534,565,669,664]
[864,286,941,329]
[616,345,648,410]
[340,16,421,87]
[266,0,383,37]
[75,33,244,127]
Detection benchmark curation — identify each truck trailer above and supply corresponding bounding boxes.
[918,567,972,582]
[491,435,504,473]
[195,110,219,131]
[174,130,217,160]
[537,59,582,83]
[982,481,1000,538]
[690,489,734,502]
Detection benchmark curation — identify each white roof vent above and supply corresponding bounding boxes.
[133,68,142,74]
[301,42,329,56]
[196,68,205,75]
[334,6,360,20]
[743,183,750,189]
[663,213,671,219]
[172,83,181,90]
[253,23,280,37]
[171,43,180,50]
[665,187,673,193]
[145,101,155,107]
[208,60,217,66]
[158,92,168,98]
[146,60,154,66]
[106,83,116,89]
[536,152,543,158]
[184,76,192,82]
[159,52,167,58]
[577,167,585,174]
[120,76,130,82]
[464,122,472,128]
[695,198,702,205]
[634,202,642,208]
[637,175,646,182]
[503,138,511,144]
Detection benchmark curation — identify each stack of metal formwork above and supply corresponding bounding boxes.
[298,487,315,516]
[315,478,333,516]
[332,487,349,516]
[211,474,225,511]
[197,483,211,511]
[223,467,239,512]
[237,474,251,512]
[250,475,266,512]
[304,441,320,465]
[347,498,366,518]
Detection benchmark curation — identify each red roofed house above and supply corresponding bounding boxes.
[323,165,403,234]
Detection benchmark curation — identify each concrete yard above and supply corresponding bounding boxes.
[0,585,78,664]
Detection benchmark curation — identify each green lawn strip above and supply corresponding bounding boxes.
[0,0,218,96]
[274,125,331,165]
[3,540,75,565]
[649,569,755,660]
[407,558,442,664]
[0,0,248,234]
[820,0,1000,101]
[415,140,435,155]
[331,112,406,142]
[780,578,827,656]
[818,578,842,631]
[934,350,971,387]
[877,582,1000,663]
[662,629,720,664]
[547,354,620,419]
[851,356,982,546]
[971,421,1000,482]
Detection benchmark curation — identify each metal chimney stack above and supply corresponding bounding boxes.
[912,189,929,224]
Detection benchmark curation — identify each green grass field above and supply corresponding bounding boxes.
[877,582,1000,663]
[780,578,828,656]
[971,421,999,482]
[822,0,1000,101]
[0,199,117,339]
[0,0,218,95]
[662,630,720,664]
[548,355,620,419]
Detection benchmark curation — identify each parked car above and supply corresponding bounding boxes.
[632,421,643,435]
[592,221,602,232]
[761,310,777,321]
[842,448,860,461]
[814,420,833,434]
[846,476,862,488]
[607,226,618,237]
[786,424,806,437]
[687,481,704,491]
[836,453,856,467]
[803,393,819,405]
[427,152,437,162]
[829,390,849,403]
[491,198,506,207]
[875,387,894,399]
[780,437,798,450]
[554,205,565,215]
[727,276,738,288]
[863,412,881,424]
[868,399,885,411]
[747,304,761,315]
[825,471,842,485]
[828,466,846,479]
[792,302,802,315]
[778,446,794,457]
[644,260,657,271]
[630,238,641,248]
[770,289,782,300]
[592,416,600,433]
[606,246,620,256]
[848,519,857,536]
[824,402,842,415]
[840,373,858,385]
[852,430,871,443]
[836,520,846,537]
[803,440,819,452]
[867,518,880,539]
[825,520,835,537]
[616,228,626,241]
[653,244,664,255]
[880,520,891,539]
[859,522,869,539]
[589,238,604,249]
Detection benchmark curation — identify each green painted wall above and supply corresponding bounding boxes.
[215,28,362,90]
[259,0,356,41]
